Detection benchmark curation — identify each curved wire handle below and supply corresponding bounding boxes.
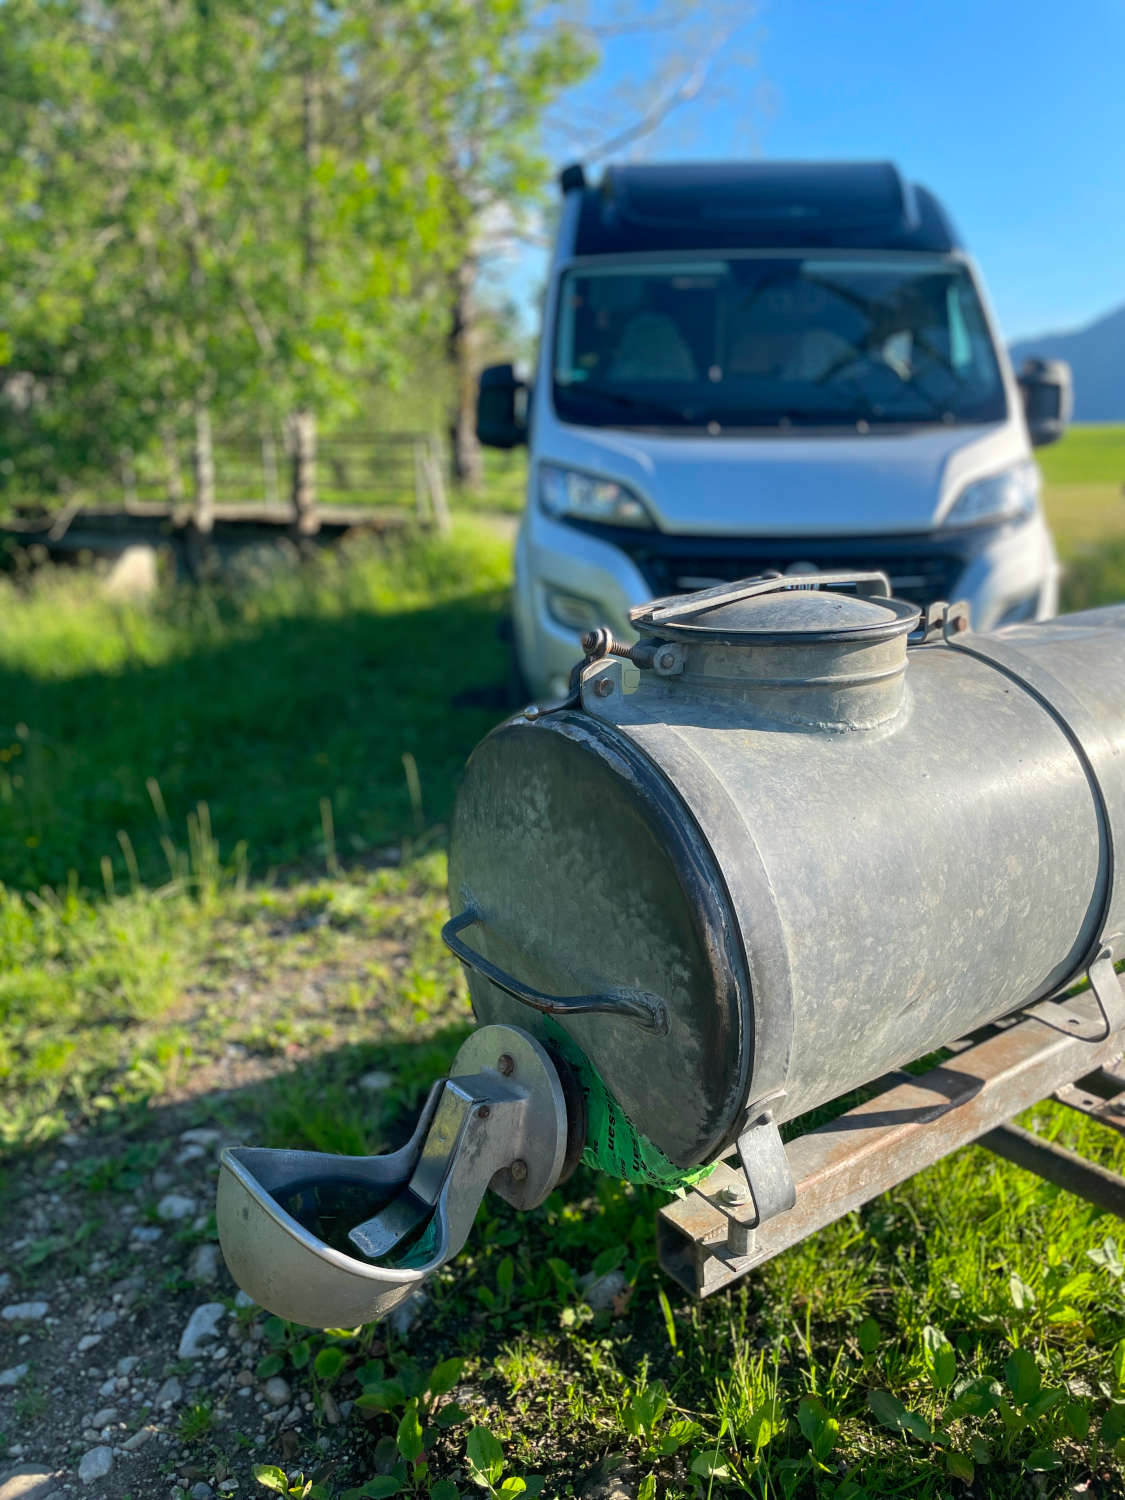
[442,908,668,1035]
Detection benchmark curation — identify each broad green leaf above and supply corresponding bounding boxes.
[290,1339,311,1370]
[1009,1273,1036,1311]
[637,1476,657,1500]
[945,1450,973,1484]
[252,1466,290,1494]
[921,1325,956,1389]
[743,1398,784,1453]
[690,1451,733,1482]
[397,1399,424,1464]
[400,1366,430,1400]
[256,1354,284,1380]
[357,1379,407,1411]
[969,1436,992,1465]
[867,1389,933,1443]
[1113,1338,1125,1392]
[466,1426,505,1487]
[435,1403,469,1429]
[427,1358,464,1397]
[313,1346,346,1381]
[654,1418,702,1456]
[856,1317,881,1355]
[547,1258,575,1289]
[1088,1237,1124,1278]
[497,1481,526,1497]
[797,1398,839,1462]
[1064,1400,1091,1439]
[1023,1447,1061,1471]
[591,1245,624,1278]
[428,1483,460,1500]
[1024,1387,1063,1421]
[1004,1347,1041,1405]
[947,1376,1001,1419]
[1101,1401,1125,1444]
[358,1479,401,1499]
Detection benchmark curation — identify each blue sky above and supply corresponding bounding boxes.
[506,0,1124,343]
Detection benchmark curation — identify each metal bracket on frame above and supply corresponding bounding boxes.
[1024,943,1125,1042]
[735,1096,796,1232]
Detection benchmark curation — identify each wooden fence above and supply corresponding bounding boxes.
[118,429,450,532]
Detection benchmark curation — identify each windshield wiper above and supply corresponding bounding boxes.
[558,384,699,425]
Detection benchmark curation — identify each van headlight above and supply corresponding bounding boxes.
[538,463,653,528]
[944,460,1040,528]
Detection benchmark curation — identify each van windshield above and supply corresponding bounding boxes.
[552,254,1006,430]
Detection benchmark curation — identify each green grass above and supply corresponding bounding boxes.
[1040,425,1125,566]
[1038,425,1125,488]
[0,520,512,891]
[2,493,1125,1496]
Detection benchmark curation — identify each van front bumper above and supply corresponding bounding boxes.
[513,512,1059,701]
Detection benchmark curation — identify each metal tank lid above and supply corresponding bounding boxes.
[630,571,920,647]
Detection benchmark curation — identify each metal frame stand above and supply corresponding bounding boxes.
[658,991,1125,1298]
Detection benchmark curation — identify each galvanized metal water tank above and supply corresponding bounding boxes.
[217,570,1125,1325]
[448,573,1125,1175]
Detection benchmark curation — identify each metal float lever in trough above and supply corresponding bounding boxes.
[216,1026,570,1329]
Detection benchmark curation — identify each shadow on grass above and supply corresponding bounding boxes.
[0,588,513,892]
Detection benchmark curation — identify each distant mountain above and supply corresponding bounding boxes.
[1009,304,1125,422]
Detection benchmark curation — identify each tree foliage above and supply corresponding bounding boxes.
[0,0,593,505]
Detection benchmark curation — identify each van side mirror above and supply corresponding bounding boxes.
[1017,358,1072,448]
[477,364,529,449]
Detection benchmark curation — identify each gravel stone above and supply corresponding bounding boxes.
[580,1269,629,1312]
[130,1226,163,1246]
[0,1363,29,1388]
[0,1273,10,1296]
[178,1302,225,1358]
[77,1447,113,1484]
[75,1335,102,1353]
[262,1376,291,1407]
[156,1193,197,1222]
[155,1376,183,1407]
[187,1244,220,1284]
[0,1468,59,1500]
[97,1376,116,1396]
[93,1310,118,1330]
[90,1407,117,1428]
[233,1290,255,1309]
[116,1356,140,1377]
[387,1287,426,1336]
[180,1128,221,1146]
[122,1426,156,1453]
[190,1485,214,1499]
[1,1302,48,1322]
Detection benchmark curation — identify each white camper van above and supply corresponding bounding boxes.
[477,161,1072,700]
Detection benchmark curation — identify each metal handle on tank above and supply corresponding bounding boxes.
[442,908,668,1034]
